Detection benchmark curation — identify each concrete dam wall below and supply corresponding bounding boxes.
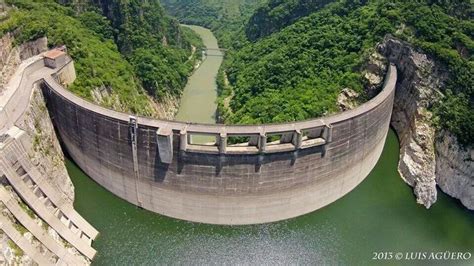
[41,57,397,225]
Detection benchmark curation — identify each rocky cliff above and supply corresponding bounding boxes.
[0,33,47,93]
[378,36,473,210]
[16,87,75,201]
[436,130,474,209]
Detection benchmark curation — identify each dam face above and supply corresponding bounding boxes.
[41,58,396,225]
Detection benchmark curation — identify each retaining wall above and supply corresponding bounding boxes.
[41,59,397,225]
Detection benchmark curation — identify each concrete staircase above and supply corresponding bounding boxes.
[0,186,85,265]
[0,128,98,262]
[0,214,52,265]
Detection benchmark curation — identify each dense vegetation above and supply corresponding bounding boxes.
[1,0,202,116]
[3,0,471,146]
[60,0,202,99]
[219,0,473,146]
[246,0,333,41]
[1,0,154,114]
[160,0,265,47]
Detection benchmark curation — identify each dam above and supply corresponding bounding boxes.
[3,49,396,225]
[5,48,397,225]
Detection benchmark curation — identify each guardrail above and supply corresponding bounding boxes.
[46,56,396,162]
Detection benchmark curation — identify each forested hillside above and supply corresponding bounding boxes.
[59,0,202,98]
[220,0,473,146]
[1,0,202,115]
[246,0,333,41]
[160,0,265,47]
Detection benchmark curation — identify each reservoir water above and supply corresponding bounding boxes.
[66,27,473,265]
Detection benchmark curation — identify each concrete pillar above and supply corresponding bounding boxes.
[219,132,227,154]
[179,129,187,151]
[292,130,302,149]
[258,133,267,153]
[156,127,173,164]
[323,124,333,143]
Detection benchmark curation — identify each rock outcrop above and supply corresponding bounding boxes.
[337,88,359,111]
[0,34,74,201]
[362,50,388,98]
[378,36,472,209]
[90,85,179,120]
[0,33,47,93]
[16,87,75,201]
[435,130,474,209]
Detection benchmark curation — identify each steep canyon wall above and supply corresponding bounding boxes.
[379,36,473,210]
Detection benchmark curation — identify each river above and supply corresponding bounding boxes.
[66,26,473,265]
[175,25,222,124]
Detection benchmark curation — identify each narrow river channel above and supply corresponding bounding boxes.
[175,25,222,124]
[66,26,473,265]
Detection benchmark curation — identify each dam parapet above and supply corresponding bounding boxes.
[38,51,397,225]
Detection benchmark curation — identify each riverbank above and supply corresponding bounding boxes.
[175,25,223,124]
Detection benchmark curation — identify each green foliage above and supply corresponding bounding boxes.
[7,239,24,257]
[13,222,28,235]
[225,0,392,124]
[130,47,191,98]
[3,0,156,115]
[59,0,201,102]
[246,0,336,41]
[77,11,114,40]
[433,91,473,147]
[393,0,473,146]
[223,0,473,146]
[2,0,204,116]
[19,201,35,219]
[160,0,265,47]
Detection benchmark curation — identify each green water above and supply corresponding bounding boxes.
[67,130,474,265]
[175,25,222,124]
[67,26,473,265]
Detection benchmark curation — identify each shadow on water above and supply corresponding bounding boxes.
[67,129,473,265]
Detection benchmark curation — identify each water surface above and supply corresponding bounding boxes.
[175,25,222,124]
[67,130,473,265]
[67,27,473,265]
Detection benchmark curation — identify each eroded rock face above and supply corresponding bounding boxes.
[0,34,47,92]
[362,50,388,98]
[337,88,359,111]
[19,37,47,61]
[16,87,75,202]
[436,130,474,209]
[378,36,472,210]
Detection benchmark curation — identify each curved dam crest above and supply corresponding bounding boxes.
[39,52,396,224]
[3,48,396,225]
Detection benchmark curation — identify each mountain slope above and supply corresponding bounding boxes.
[2,0,158,115]
[221,0,473,146]
[160,0,266,47]
[59,0,201,98]
[245,0,334,41]
[2,0,203,117]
